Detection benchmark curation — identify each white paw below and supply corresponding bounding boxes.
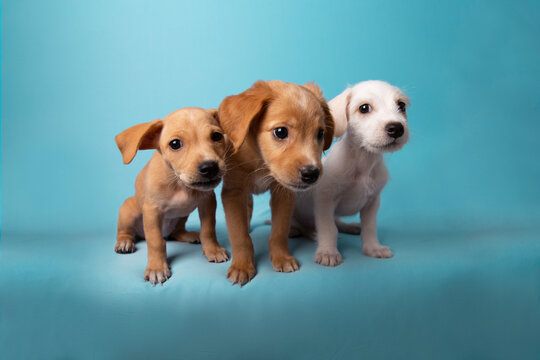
[363,244,393,258]
[314,249,343,267]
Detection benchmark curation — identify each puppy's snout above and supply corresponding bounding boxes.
[198,161,220,179]
[385,122,404,139]
[299,165,320,184]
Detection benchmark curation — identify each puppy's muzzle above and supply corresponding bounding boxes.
[385,122,404,139]
[299,165,320,185]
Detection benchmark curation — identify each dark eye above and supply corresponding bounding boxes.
[317,129,324,142]
[211,132,223,142]
[273,127,288,140]
[169,139,182,150]
[397,101,406,112]
[359,104,372,114]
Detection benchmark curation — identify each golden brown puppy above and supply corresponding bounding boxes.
[217,80,334,286]
[115,107,230,285]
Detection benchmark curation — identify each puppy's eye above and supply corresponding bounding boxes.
[273,127,288,140]
[359,104,372,114]
[169,139,183,150]
[397,101,406,112]
[211,132,223,142]
[317,129,324,142]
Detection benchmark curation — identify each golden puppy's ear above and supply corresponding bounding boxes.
[321,101,335,150]
[218,81,273,152]
[303,82,335,150]
[302,82,324,99]
[328,88,352,138]
[115,119,163,164]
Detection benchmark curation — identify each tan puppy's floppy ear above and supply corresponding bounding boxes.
[328,87,352,138]
[115,119,163,164]
[303,82,335,150]
[218,81,273,152]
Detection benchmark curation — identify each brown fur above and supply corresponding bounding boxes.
[115,107,230,285]
[217,80,334,285]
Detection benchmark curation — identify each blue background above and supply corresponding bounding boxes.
[2,0,539,359]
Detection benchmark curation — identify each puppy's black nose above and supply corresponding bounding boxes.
[299,165,320,184]
[198,161,219,179]
[385,122,404,139]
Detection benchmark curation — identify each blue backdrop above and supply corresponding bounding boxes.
[2,1,539,359]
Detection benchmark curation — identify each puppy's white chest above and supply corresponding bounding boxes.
[161,190,198,219]
[335,174,378,216]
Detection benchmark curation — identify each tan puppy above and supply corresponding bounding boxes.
[115,107,230,285]
[217,80,334,286]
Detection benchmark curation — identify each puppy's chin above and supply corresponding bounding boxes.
[271,172,316,192]
[284,182,314,192]
[180,175,222,191]
[364,139,407,154]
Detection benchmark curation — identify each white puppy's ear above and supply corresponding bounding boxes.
[329,87,352,138]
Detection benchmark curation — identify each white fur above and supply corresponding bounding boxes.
[292,80,410,266]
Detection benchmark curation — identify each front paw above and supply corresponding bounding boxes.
[115,240,135,254]
[363,243,393,258]
[227,262,256,286]
[144,263,171,285]
[174,231,200,244]
[203,246,230,263]
[271,254,300,273]
[314,249,343,267]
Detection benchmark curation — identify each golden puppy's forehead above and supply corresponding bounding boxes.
[265,87,324,129]
[161,107,217,138]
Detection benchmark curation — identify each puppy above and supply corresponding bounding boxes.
[115,107,230,284]
[292,80,410,266]
[217,80,334,285]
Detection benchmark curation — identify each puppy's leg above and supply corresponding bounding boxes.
[115,196,140,253]
[314,194,342,266]
[169,216,200,244]
[198,192,229,263]
[360,195,393,258]
[268,187,300,272]
[142,203,170,285]
[222,186,256,286]
[335,218,361,235]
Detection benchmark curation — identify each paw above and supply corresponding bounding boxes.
[363,243,393,258]
[144,263,171,285]
[314,249,343,267]
[203,246,230,263]
[115,240,135,254]
[175,231,200,244]
[226,263,256,286]
[271,255,300,273]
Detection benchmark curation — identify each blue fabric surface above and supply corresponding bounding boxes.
[1,213,540,359]
[2,0,540,359]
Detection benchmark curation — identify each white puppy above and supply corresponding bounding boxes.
[291,80,410,266]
